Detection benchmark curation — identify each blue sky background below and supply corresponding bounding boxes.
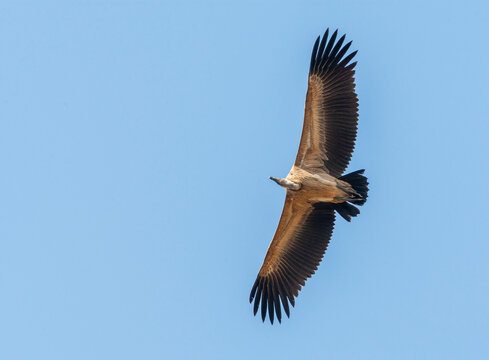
[1,1,489,359]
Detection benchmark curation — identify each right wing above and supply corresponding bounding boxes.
[249,195,336,323]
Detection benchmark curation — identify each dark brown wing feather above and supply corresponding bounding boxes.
[249,198,335,323]
[295,29,359,177]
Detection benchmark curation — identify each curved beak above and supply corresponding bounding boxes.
[269,176,281,185]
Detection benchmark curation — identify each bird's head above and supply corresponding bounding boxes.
[269,177,301,190]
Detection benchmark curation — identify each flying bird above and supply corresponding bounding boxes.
[249,29,369,324]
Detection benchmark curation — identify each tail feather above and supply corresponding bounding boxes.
[334,169,369,221]
[334,202,360,222]
[339,169,369,205]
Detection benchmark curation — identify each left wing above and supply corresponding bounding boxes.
[249,196,336,323]
[295,29,359,177]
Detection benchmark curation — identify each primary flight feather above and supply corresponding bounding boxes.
[249,29,369,324]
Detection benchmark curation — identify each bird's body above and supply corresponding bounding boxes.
[249,29,369,324]
[285,165,354,203]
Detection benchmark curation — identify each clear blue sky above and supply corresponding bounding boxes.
[1,1,488,359]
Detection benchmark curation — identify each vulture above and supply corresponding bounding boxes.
[249,29,369,324]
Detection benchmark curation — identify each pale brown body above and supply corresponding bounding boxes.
[286,165,355,204]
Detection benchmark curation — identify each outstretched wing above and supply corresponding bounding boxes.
[295,29,359,177]
[249,195,335,323]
